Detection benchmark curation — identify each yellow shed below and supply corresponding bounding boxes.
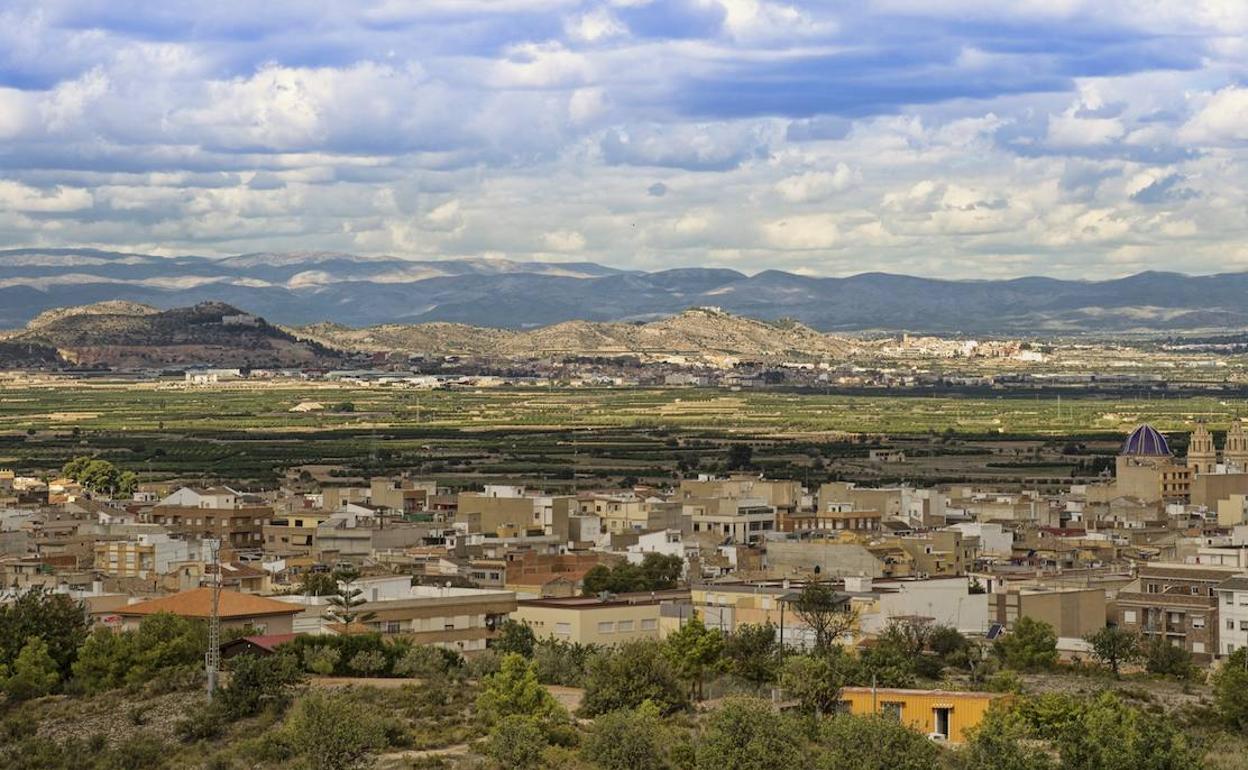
[837,687,1008,744]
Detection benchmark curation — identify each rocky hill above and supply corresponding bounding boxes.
[12,301,342,368]
[296,307,864,362]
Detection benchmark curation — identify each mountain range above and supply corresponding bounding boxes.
[3,248,1248,334]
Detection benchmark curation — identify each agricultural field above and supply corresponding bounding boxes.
[0,379,1243,489]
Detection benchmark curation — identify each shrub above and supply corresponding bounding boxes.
[216,652,304,719]
[696,697,804,770]
[580,641,688,717]
[486,715,547,770]
[582,704,669,770]
[303,646,341,676]
[2,637,61,700]
[287,691,387,770]
[476,653,564,725]
[994,617,1058,672]
[348,650,387,676]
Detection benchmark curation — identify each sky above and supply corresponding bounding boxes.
[1,0,1247,279]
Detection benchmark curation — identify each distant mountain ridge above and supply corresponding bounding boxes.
[2,249,1248,333]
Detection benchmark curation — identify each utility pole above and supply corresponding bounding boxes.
[205,538,222,699]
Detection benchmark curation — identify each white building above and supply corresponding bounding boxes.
[160,486,242,509]
[626,530,696,573]
[947,522,1013,558]
[858,576,991,636]
[1217,576,1248,656]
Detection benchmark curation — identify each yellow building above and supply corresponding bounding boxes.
[513,590,688,646]
[837,687,1008,744]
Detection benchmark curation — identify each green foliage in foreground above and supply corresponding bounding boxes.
[73,613,205,693]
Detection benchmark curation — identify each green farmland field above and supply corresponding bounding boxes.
[0,380,1241,488]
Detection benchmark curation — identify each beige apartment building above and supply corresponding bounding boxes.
[456,486,574,540]
[680,475,801,515]
[145,505,269,550]
[513,591,688,646]
[93,533,188,578]
[263,509,330,555]
[1116,562,1243,661]
[989,586,1107,642]
[350,586,518,652]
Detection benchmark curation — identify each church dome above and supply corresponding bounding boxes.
[1122,424,1171,456]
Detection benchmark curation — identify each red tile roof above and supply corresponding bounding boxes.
[118,588,301,619]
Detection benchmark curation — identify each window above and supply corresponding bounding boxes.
[1239,620,1248,631]
[880,702,903,721]
[597,621,615,634]
[617,620,635,633]
[1192,616,1205,629]
[1123,610,1137,624]
[1229,619,1236,630]
[641,619,658,631]
[385,621,401,634]
[554,622,571,637]
[1193,642,1205,654]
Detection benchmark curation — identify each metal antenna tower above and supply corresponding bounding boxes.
[205,538,222,698]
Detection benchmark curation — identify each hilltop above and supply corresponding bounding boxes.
[10,301,342,368]
[295,307,865,362]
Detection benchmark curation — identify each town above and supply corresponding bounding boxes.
[3,410,1248,767]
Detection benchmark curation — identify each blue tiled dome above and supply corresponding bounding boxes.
[1122,424,1171,456]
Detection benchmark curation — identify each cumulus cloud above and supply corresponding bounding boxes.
[0,0,1244,278]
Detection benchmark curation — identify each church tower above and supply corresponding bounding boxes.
[1187,422,1216,476]
[1226,421,1248,472]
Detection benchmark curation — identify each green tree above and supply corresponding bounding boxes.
[494,620,537,658]
[695,697,803,770]
[726,444,754,471]
[1213,647,1248,731]
[994,617,1058,672]
[1084,626,1140,678]
[857,639,918,688]
[790,582,856,653]
[216,652,304,719]
[303,645,341,676]
[533,638,597,686]
[815,714,943,770]
[582,554,684,596]
[582,703,669,770]
[486,715,547,770]
[476,653,564,725]
[393,644,456,679]
[779,653,847,716]
[580,640,688,716]
[325,577,376,632]
[2,637,61,700]
[1056,692,1200,769]
[348,649,387,676]
[0,587,90,680]
[928,624,970,661]
[957,705,1054,770]
[72,613,205,693]
[287,691,386,770]
[663,613,724,699]
[638,552,684,588]
[1143,636,1193,679]
[299,571,339,596]
[723,622,780,684]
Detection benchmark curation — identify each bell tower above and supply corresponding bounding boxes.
[1226,421,1248,472]
[1188,422,1216,476]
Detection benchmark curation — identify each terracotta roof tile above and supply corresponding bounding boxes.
[118,588,301,619]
